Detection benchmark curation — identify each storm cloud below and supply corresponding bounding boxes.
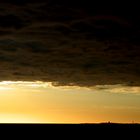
[0,1,140,87]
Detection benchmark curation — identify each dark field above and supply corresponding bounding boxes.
[0,123,139,138]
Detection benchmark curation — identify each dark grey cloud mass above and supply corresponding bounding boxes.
[0,1,140,87]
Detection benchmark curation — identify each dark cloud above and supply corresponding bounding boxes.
[0,1,139,87]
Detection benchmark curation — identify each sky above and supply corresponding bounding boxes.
[0,1,139,123]
[0,81,139,123]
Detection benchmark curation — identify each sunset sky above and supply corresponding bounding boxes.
[0,81,139,123]
[0,1,140,123]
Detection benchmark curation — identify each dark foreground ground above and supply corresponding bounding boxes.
[0,123,139,129]
[0,122,139,125]
[0,123,139,138]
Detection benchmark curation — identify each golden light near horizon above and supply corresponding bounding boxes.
[0,113,44,123]
[0,81,140,123]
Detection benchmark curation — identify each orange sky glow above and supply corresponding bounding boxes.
[0,81,139,123]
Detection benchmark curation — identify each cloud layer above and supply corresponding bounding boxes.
[0,1,140,87]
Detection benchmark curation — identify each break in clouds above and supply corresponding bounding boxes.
[0,1,140,88]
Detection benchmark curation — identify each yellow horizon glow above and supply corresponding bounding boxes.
[0,81,139,123]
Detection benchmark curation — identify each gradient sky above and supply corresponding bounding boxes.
[0,81,139,123]
[0,1,140,123]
